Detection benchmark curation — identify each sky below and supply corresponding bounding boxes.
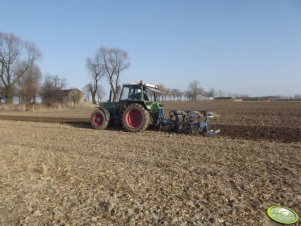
[1,0,301,96]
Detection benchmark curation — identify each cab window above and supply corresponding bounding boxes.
[129,87,142,100]
[120,86,130,100]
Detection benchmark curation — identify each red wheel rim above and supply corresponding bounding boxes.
[92,113,103,126]
[125,109,142,128]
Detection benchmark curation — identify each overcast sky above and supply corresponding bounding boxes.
[1,0,300,96]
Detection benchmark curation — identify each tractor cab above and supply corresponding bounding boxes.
[119,81,161,102]
[119,81,162,109]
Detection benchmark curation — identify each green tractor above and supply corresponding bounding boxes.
[90,81,163,132]
[90,80,220,136]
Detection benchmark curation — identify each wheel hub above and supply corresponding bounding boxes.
[126,110,142,128]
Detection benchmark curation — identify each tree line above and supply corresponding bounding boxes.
[0,32,74,105]
[82,46,254,102]
[150,81,251,101]
[83,50,239,102]
[0,32,131,105]
[1,32,301,105]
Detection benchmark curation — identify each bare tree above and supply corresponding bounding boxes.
[217,89,226,97]
[207,88,217,97]
[294,94,301,100]
[186,80,205,100]
[83,83,105,103]
[0,32,41,103]
[86,52,106,104]
[96,84,105,102]
[165,88,172,100]
[184,90,191,100]
[177,90,184,100]
[0,84,4,100]
[82,84,91,102]
[17,64,42,104]
[171,88,182,101]
[157,84,167,101]
[97,47,129,102]
[40,74,66,106]
[171,88,177,100]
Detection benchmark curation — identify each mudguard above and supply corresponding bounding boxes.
[98,107,110,121]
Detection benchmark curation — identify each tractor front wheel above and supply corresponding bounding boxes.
[122,103,150,132]
[90,110,109,130]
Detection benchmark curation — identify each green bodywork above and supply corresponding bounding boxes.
[98,84,162,124]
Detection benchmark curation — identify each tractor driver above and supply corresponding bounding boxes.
[130,89,149,101]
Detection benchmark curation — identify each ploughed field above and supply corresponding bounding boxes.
[0,101,300,225]
[0,101,300,142]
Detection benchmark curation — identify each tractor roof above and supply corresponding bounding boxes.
[123,81,163,94]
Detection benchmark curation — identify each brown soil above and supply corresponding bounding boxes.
[0,120,300,225]
[0,101,300,225]
[0,115,300,143]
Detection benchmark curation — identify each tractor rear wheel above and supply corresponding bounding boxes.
[122,103,150,132]
[90,110,109,130]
